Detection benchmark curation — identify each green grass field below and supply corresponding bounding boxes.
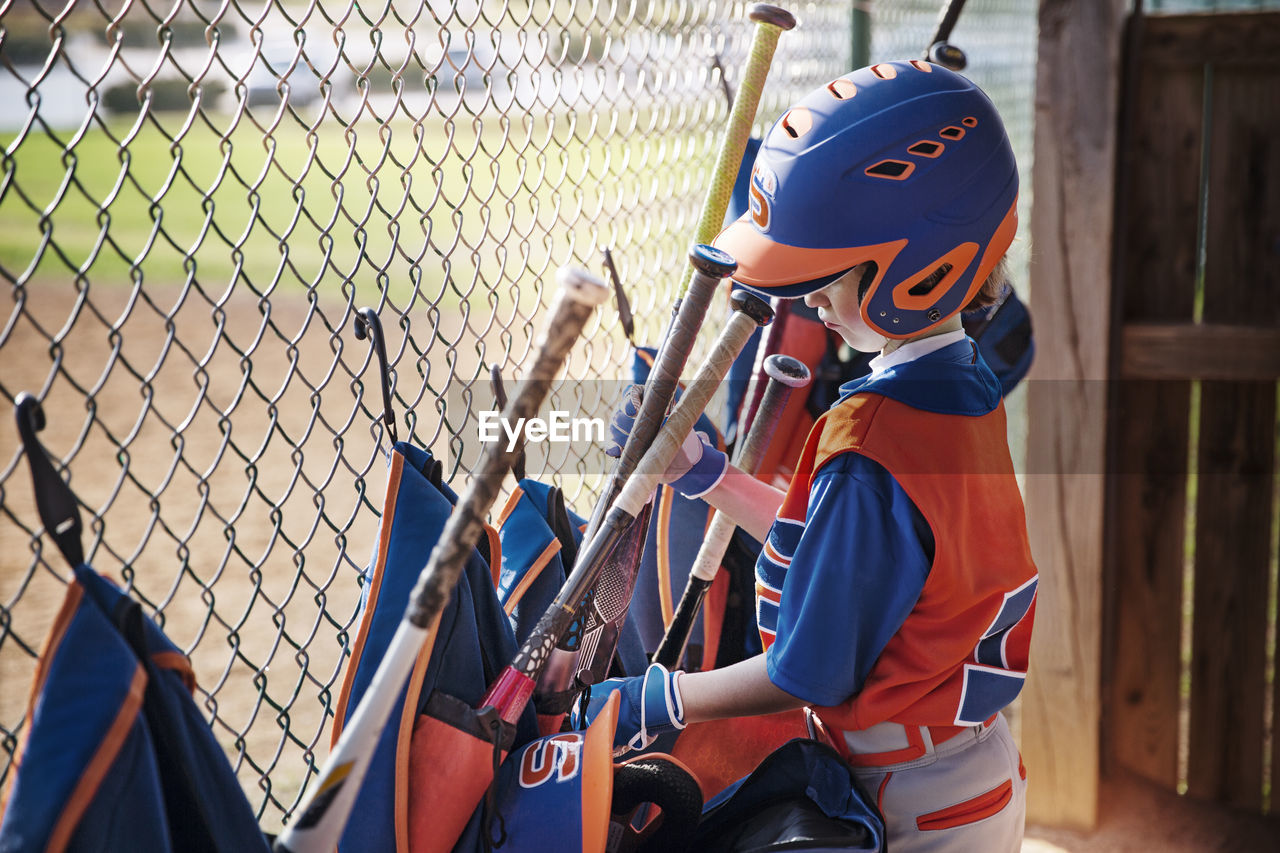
[0,102,716,324]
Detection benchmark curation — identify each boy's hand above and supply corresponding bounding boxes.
[572,662,687,750]
[607,385,728,498]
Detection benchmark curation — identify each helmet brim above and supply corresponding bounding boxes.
[714,217,907,299]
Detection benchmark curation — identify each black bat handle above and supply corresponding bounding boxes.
[581,244,738,542]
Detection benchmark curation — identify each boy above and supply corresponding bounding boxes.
[582,60,1037,851]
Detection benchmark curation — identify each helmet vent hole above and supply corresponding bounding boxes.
[908,140,944,158]
[910,61,933,72]
[909,263,953,297]
[827,78,857,100]
[865,160,914,180]
[871,64,898,80]
[962,116,978,127]
[781,107,812,139]
[940,126,966,140]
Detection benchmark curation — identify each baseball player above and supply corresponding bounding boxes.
[579,60,1038,852]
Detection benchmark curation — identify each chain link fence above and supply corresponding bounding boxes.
[0,0,1037,829]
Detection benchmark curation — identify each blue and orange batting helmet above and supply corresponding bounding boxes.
[714,60,1018,339]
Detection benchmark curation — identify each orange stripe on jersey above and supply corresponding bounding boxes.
[755,581,782,606]
[762,539,791,567]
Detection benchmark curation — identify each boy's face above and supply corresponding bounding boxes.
[803,267,887,353]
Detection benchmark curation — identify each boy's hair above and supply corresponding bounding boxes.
[854,257,1009,314]
[964,256,1009,312]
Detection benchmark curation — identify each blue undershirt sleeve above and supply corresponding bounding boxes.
[764,453,933,707]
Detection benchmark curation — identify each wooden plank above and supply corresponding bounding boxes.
[1106,60,1201,789]
[1022,0,1128,830]
[1185,63,1280,812]
[1107,381,1190,787]
[1142,12,1280,68]
[1274,407,1280,814]
[1187,381,1275,810]
[1120,324,1280,381]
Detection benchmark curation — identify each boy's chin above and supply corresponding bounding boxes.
[834,330,884,354]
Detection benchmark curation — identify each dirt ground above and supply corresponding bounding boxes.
[1023,770,1280,852]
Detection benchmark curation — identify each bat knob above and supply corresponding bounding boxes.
[555,266,612,306]
[729,290,774,327]
[927,42,967,71]
[763,353,811,388]
[688,243,738,280]
[748,4,797,31]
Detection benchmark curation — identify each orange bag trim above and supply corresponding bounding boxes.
[581,692,620,853]
[397,609,443,852]
[151,650,197,695]
[331,453,404,746]
[407,695,513,853]
[483,521,503,591]
[493,487,525,590]
[496,485,525,530]
[2,581,84,813]
[502,539,560,616]
[49,664,147,853]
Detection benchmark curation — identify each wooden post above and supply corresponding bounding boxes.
[1021,0,1128,830]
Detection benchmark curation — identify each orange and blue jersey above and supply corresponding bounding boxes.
[756,335,1037,732]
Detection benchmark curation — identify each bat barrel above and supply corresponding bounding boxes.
[405,269,610,628]
[583,244,737,540]
[690,5,796,248]
[613,291,773,520]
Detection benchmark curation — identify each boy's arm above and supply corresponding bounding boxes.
[678,653,809,722]
[697,463,785,542]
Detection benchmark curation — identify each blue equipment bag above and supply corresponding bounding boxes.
[496,476,648,679]
[693,739,884,853]
[330,442,538,853]
[0,564,269,853]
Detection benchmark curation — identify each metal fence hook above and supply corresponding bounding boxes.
[489,365,527,481]
[14,392,84,569]
[354,307,399,445]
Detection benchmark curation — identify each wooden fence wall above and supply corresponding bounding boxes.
[1107,11,1280,814]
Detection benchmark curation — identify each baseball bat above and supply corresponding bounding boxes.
[652,354,811,670]
[582,4,796,545]
[273,268,609,853]
[532,244,736,712]
[559,4,796,699]
[481,289,775,723]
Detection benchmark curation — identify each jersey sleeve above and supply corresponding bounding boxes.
[764,453,933,707]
